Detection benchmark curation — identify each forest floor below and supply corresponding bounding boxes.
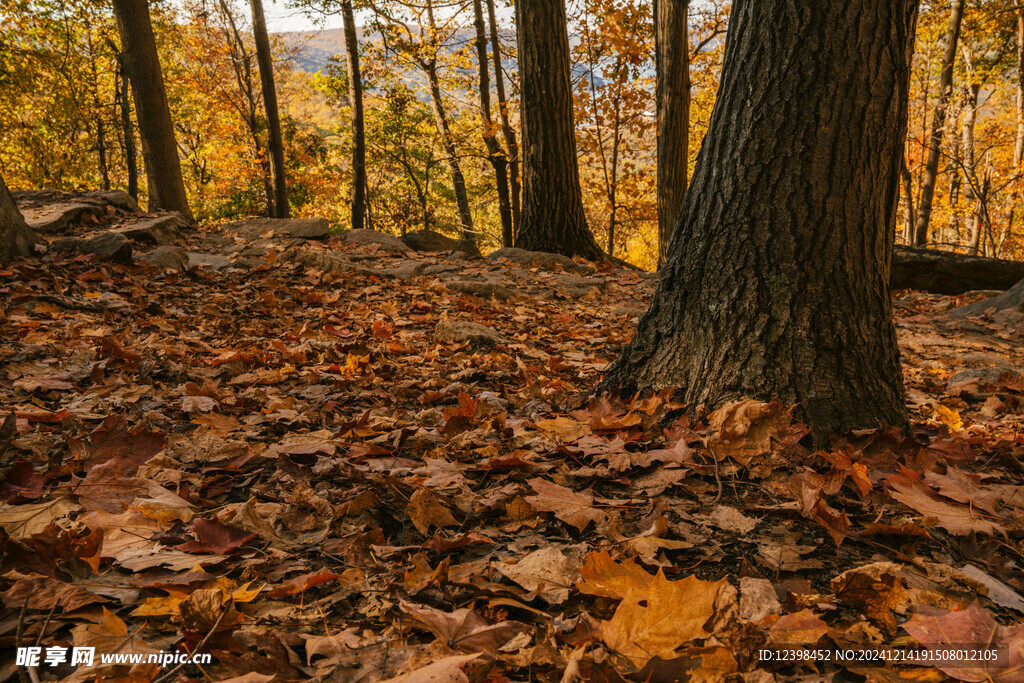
[2,191,1024,682]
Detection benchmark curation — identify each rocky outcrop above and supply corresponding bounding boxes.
[54,231,132,263]
[221,217,330,240]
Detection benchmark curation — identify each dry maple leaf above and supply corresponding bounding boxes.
[0,496,79,539]
[496,547,580,604]
[903,602,1024,682]
[523,478,605,531]
[576,550,654,600]
[407,488,459,535]
[398,600,528,653]
[767,608,829,646]
[889,482,1005,536]
[602,571,725,667]
[831,562,909,633]
[380,654,480,683]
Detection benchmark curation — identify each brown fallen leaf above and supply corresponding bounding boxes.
[179,517,257,554]
[380,654,479,683]
[603,571,725,667]
[398,599,528,653]
[831,562,909,633]
[767,609,829,646]
[889,482,1005,536]
[496,547,579,604]
[576,550,654,600]
[407,488,459,535]
[0,497,80,539]
[1,574,108,612]
[524,478,605,531]
[404,553,450,594]
[903,602,1024,682]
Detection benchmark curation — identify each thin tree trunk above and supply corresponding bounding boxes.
[487,0,520,235]
[1005,8,1024,254]
[423,59,476,245]
[901,159,915,243]
[515,0,604,260]
[341,0,368,231]
[250,0,289,218]
[914,0,964,245]
[114,54,139,199]
[654,0,690,267]
[963,82,980,255]
[85,20,111,191]
[472,0,513,246]
[601,0,916,439]
[112,0,192,219]
[0,173,35,263]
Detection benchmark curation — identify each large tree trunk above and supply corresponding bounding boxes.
[601,0,917,438]
[486,0,520,237]
[0,174,35,263]
[515,0,604,260]
[112,0,192,219]
[914,0,964,246]
[341,0,368,232]
[654,0,690,268]
[472,0,514,247]
[893,245,1024,294]
[250,0,290,218]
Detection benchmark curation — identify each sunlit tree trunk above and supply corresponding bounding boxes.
[0,173,35,263]
[901,159,915,243]
[112,0,192,219]
[963,82,980,255]
[515,0,604,259]
[250,0,289,218]
[654,0,690,267]
[602,0,916,439]
[487,0,520,234]
[1004,8,1024,256]
[472,0,513,246]
[914,0,964,245]
[341,0,368,231]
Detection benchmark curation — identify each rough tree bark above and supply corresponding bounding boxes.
[914,0,964,245]
[486,0,520,238]
[472,0,514,247]
[515,0,604,260]
[250,0,290,218]
[654,0,690,267]
[0,174,35,263]
[601,0,917,438]
[341,0,368,231]
[112,0,192,219]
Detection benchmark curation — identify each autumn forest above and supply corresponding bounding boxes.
[4,0,1024,681]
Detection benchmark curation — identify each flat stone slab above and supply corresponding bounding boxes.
[112,212,188,245]
[447,280,514,300]
[222,217,330,240]
[487,247,593,274]
[338,229,411,253]
[140,245,189,270]
[401,229,463,252]
[53,231,132,263]
[22,202,104,233]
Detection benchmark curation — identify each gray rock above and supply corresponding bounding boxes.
[950,279,1024,317]
[140,245,189,270]
[434,320,504,345]
[54,231,132,263]
[188,252,232,270]
[947,367,1024,390]
[447,280,514,300]
[112,212,188,245]
[422,264,462,276]
[222,217,331,240]
[382,260,429,280]
[83,190,139,212]
[22,202,104,233]
[487,247,593,274]
[339,229,411,253]
[401,229,463,252]
[552,273,606,296]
